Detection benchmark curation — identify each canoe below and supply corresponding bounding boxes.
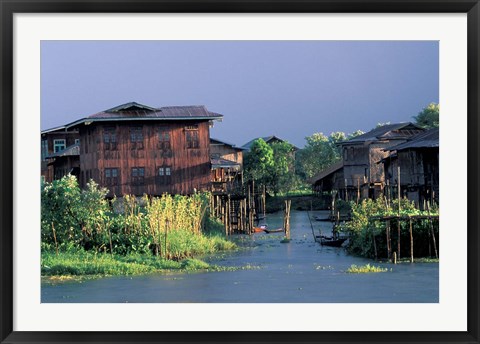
[317,236,347,247]
[314,216,331,222]
[264,228,284,234]
[253,225,267,233]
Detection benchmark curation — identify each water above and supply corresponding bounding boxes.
[41,210,438,303]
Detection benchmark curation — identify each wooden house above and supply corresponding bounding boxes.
[210,138,245,194]
[64,102,223,197]
[46,143,80,181]
[310,123,425,201]
[382,128,439,207]
[41,126,80,183]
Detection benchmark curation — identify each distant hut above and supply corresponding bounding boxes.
[382,128,439,207]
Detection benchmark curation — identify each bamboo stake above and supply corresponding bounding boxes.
[386,220,391,259]
[51,222,59,256]
[409,217,414,263]
[164,219,169,259]
[426,202,438,259]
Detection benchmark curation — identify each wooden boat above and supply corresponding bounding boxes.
[263,228,284,234]
[253,225,268,233]
[315,235,347,247]
[314,216,331,222]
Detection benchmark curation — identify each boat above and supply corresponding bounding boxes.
[253,225,268,233]
[314,216,331,222]
[315,235,348,247]
[263,228,284,234]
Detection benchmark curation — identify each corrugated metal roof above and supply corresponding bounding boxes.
[386,128,439,151]
[342,122,424,144]
[46,143,80,158]
[308,160,343,184]
[210,138,247,151]
[211,158,241,169]
[65,102,223,128]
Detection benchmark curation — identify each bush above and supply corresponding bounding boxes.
[345,197,439,259]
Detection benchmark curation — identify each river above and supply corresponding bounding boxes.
[41,210,438,303]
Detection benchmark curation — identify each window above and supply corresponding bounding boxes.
[41,140,48,160]
[185,126,199,149]
[130,127,144,149]
[132,167,145,185]
[75,139,80,145]
[103,127,117,150]
[53,139,66,153]
[157,166,172,185]
[105,168,119,186]
[158,129,171,150]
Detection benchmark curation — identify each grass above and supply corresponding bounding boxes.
[346,264,389,273]
[41,248,259,281]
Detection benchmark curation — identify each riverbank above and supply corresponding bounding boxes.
[41,246,261,282]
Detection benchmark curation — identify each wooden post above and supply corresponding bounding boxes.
[51,222,59,256]
[164,219,169,259]
[393,251,397,264]
[397,166,401,202]
[386,220,391,259]
[409,217,414,263]
[345,178,348,202]
[357,179,360,204]
[397,218,401,260]
[426,202,438,259]
[263,184,266,219]
[284,200,291,240]
[372,226,378,261]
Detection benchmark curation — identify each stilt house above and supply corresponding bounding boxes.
[382,128,439,207]
[41,126,80,183]
[62,102,223,197]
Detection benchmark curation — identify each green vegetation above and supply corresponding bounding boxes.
[344,197,439,259]
[346,264,388,273]
[41,175,236,278]
[413,102,439,128]
[296,131,363,180]
[41,249,251,278]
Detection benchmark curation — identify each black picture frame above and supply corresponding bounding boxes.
[1,1,479,343]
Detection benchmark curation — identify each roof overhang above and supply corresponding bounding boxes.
[65,115,223,129]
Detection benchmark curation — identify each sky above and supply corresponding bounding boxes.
[41,41,439,148]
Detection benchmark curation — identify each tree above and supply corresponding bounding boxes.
[268,141,295,195]
[414,103,439,128]
[297,132,344,179]
[243,138,274,185]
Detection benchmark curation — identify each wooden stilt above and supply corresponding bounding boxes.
[409,217,414,263]
[386,220,391,259]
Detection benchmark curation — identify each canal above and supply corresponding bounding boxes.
[41,210,439,303]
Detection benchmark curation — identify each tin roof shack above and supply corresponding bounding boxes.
[41,126,80,183]
[65,102,223,197]
[339,123,425,200]
[210,138,246,194]
[383,128,439,207]
[46,143,80,181]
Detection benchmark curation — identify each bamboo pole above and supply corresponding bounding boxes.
[51,222,59,256]
[409,217,414,263]
[386,220,391,259]
[397,166,401,260]
[426,202,438,259]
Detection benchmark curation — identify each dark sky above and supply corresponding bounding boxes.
[41,41,438,148]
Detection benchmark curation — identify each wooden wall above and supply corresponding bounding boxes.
[210,144,243,166]
[79,121,212,196]
[41,130,79,182]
